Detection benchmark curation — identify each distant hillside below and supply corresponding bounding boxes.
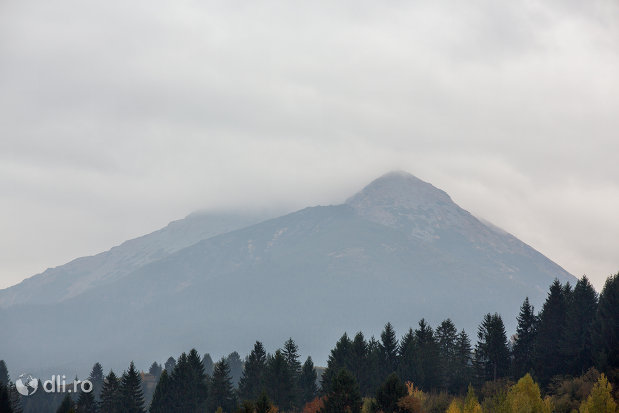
[0,172,575,377]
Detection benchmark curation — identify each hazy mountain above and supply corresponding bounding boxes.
[0,172,575,377]
[0,211,271,307]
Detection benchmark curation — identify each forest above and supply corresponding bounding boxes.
[1,272,617,413]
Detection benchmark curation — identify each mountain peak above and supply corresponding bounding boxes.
[346,171,452,210]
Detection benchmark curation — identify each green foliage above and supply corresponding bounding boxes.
[452,330,473,394]
[512,298,537,379]
[319,369,362,413]
[436,319,459,392]
[88,362,104,403]
[561,276,598,376]
[381,323,400,377]
[299,357,318,405]
[474,313,511,383]
[548,367,600,413]
[255,391,274,413]
[239,341,268,402]
[266,349,294,410]
[579,373,617,413]
[592,272,619,382]
[0,360,9,387]
[99,370,121,413]
[321,333,353,393]
[208,357,237,413]
[535,279,570,384]
[375,373,407,413]
[76,388,97,413]
[119,361,146,413]
[56,393,75,413]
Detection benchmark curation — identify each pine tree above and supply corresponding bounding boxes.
[0,361,8,386]
[579,373,617,413]
[186,348,208,411]
[453,330,473,394]
[239,341,268,402]
[592,272,619,381]
[398,328,416,384]
[512,297,538,379]
[535,279,570,384]
[321,333,352,393]
[202,354,215,377]
[374,373,407,413]
[299,356,318,405]
[225,352,243,389]
[0,383,13,413]
[319,369,362,413]
[255,391,273,413]
[76,389,97,413]
[164,357,176,375]
[88,363,104,402]
[148,362,162,382]
[366,336,383,394]
[119,362,145,413]
[413,319,440,391]
[436,319,459,391]
[381,322,399,376]
[149,370,171,413]
[561,276,598,376]
[474,313,511,383]
[7,384,21,413]
[283,338,302,407]
[207,358,237,413]
[265,350,293,410]
[56,393,75,413]
[99,370,120,413]
[350,332,369,395]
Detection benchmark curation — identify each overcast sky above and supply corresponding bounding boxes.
[1,0,618,290]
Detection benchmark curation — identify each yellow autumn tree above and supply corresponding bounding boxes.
[506,374,552,413]
[446,399,463,413]
[463,385,482,413]
[579,373,617,413]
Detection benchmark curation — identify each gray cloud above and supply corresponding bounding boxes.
[1,0,618,289]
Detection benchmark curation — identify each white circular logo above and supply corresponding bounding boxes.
[15,374,39,396]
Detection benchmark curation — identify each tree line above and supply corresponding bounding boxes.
[0,272,617,413]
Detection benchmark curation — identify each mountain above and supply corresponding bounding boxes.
[0,211,270,308]
[0,172,575,377]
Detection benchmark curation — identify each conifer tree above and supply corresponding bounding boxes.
[579,373,617,413]
[374,373,407,413]
[413,319,440,390]
[0,383,13,413]
[398,328,416,384]
[381,322,399,376]
[8,384,21,413]
[319,369,362,413]
[474,313,511,383]
[0,361,8,386]
[299,356,318,405]
[561,276,598,376]
[321,333,352,393]
[202,354,215,377]
[239,341,268,402]
[187,348,209,411]
[265,350,293,410]
[366,336,384,394]
[535,279,570,383]
[225,352,243,389]
[148,362,162,382]
[56,393,75,413]
[99,370,120,413]
[119,362,145,413]
[76,389,97,413]
[88,363,104,402]
[436,319,459,391]
[207,358,237,413]
[149,370,171,413]
[255,391,273,413]
[164,357,176,375]
[283,338,302,407]
[453,330,473,394]
[350,332,369,394]
[512,297,538,379]
[592,272,619,379]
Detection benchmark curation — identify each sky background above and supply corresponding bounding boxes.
[1,0,618,290]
